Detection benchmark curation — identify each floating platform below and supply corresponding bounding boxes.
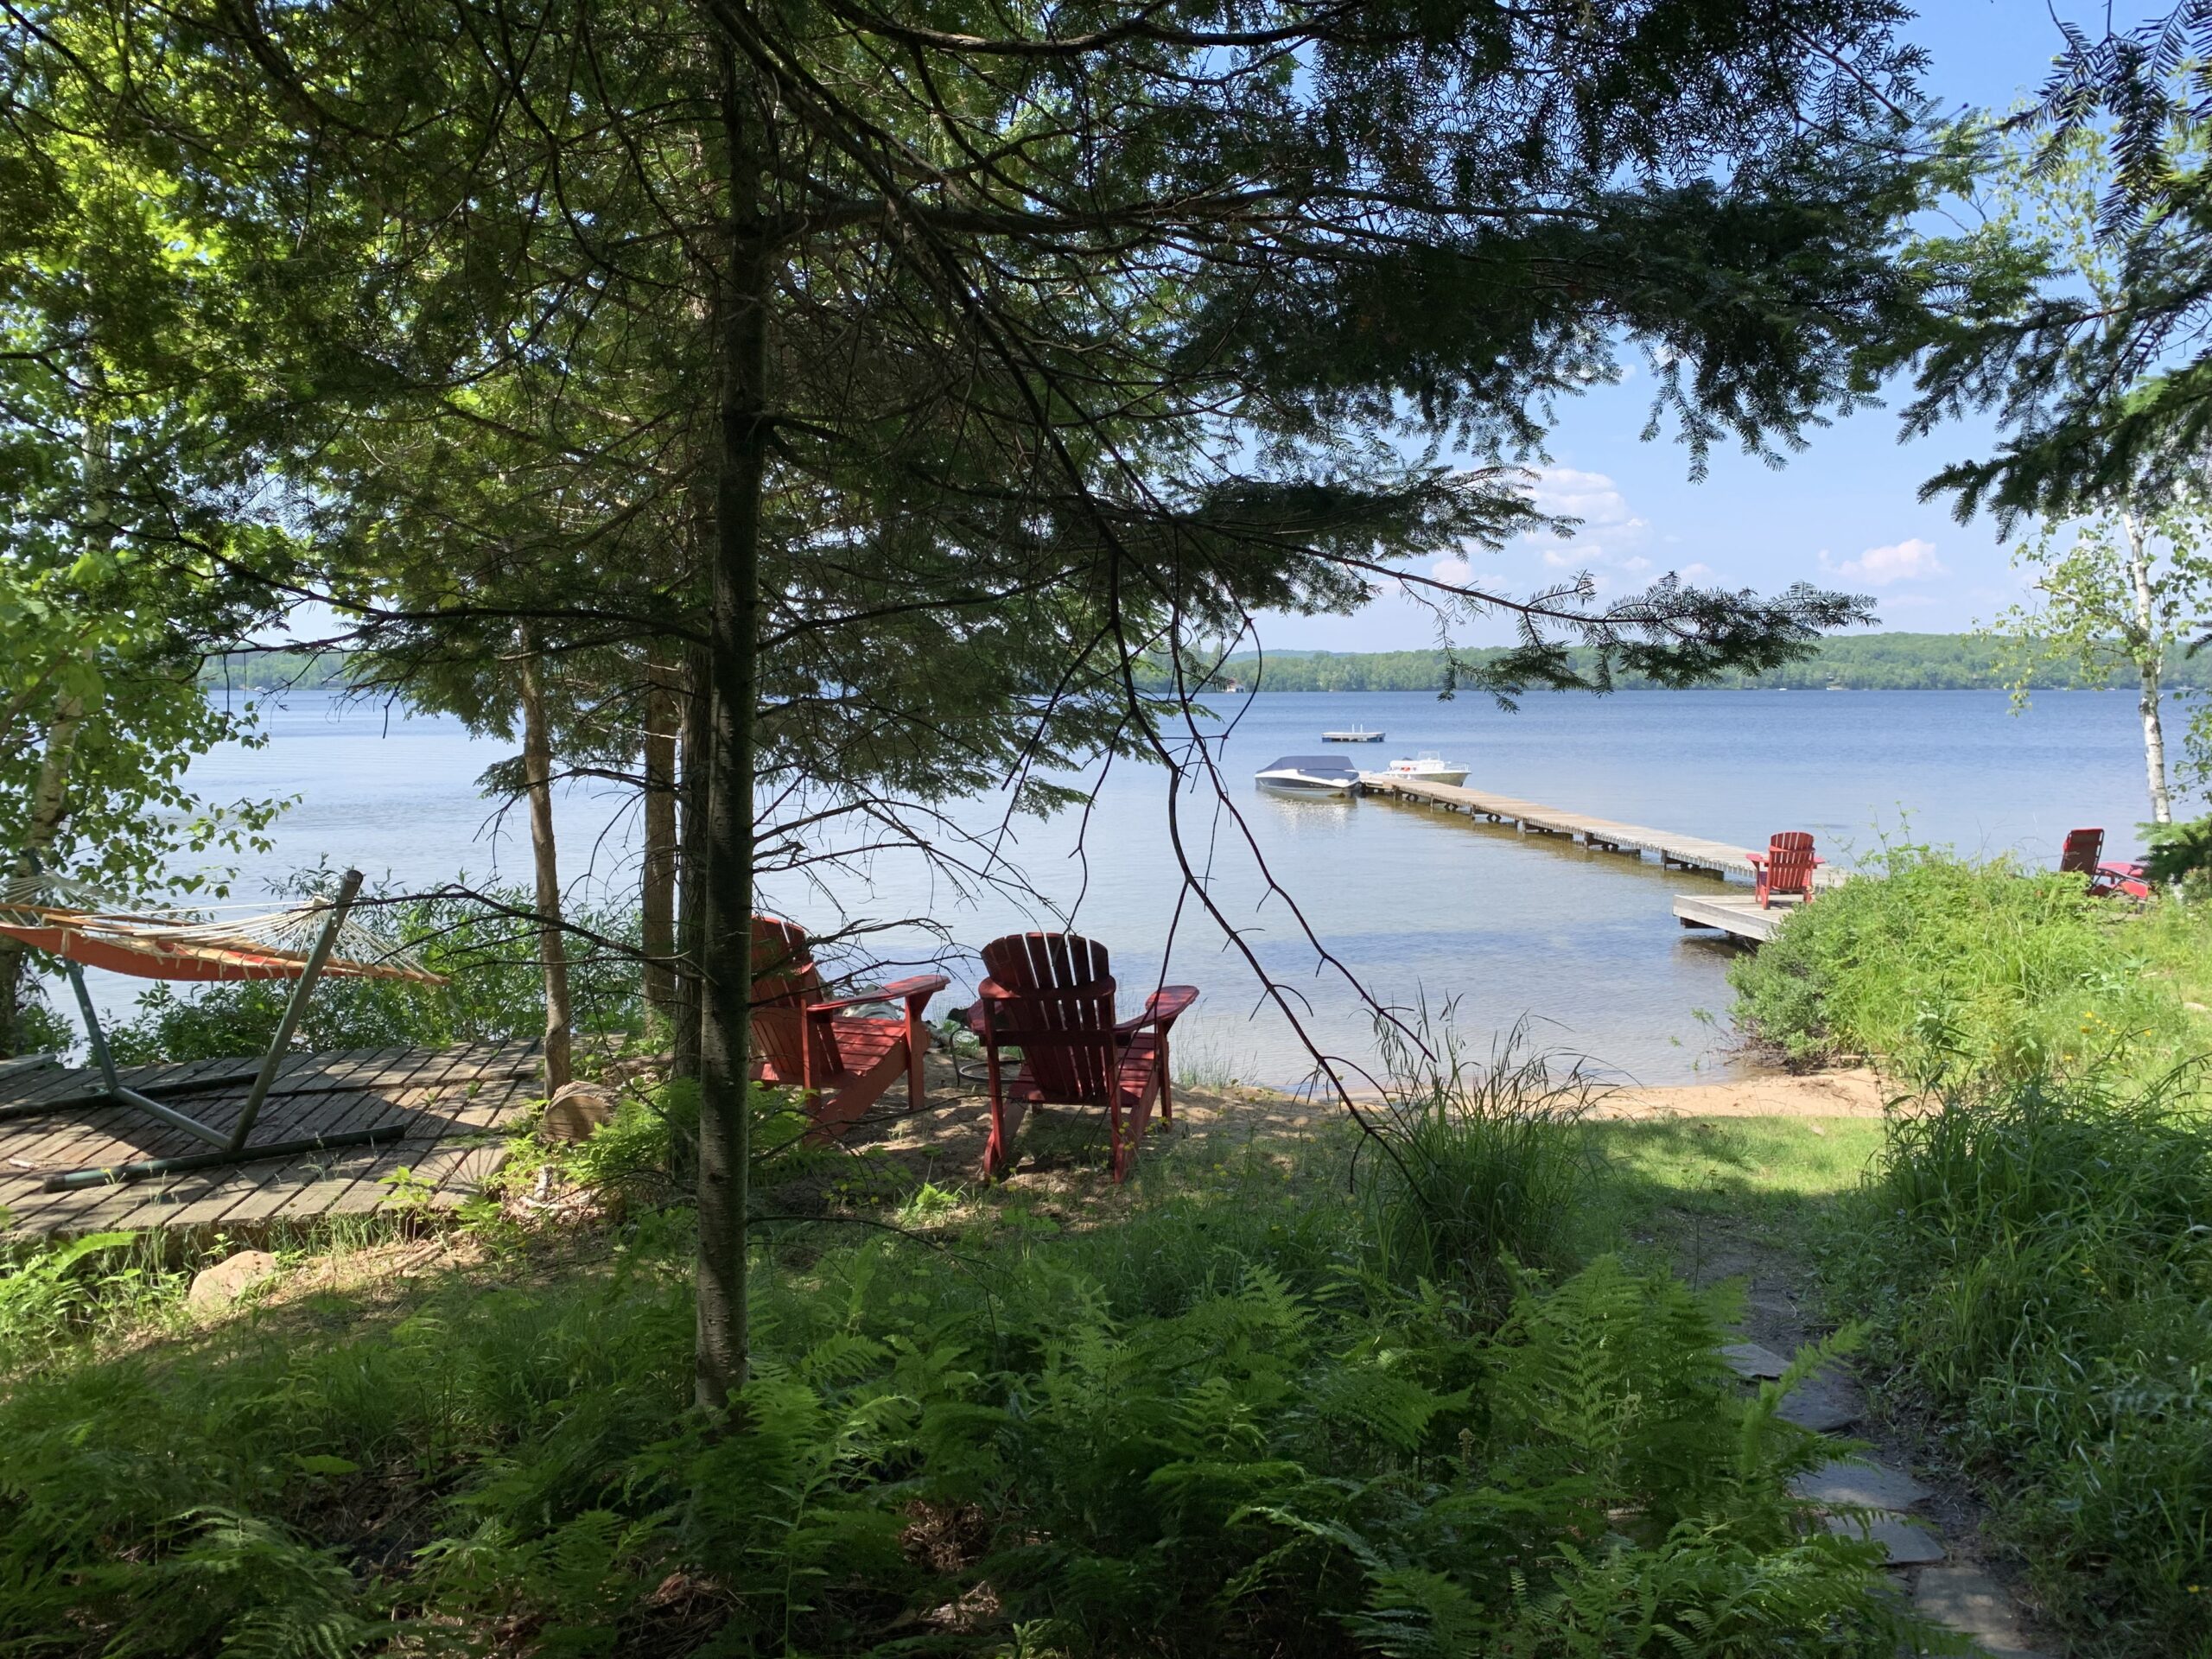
[1323,728,1385,741]
[1671,893,1797,944]
[0,1041,543,1237]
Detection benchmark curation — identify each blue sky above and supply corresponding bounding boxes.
[1266,2,2157,652]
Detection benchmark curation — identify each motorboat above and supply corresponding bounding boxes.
[1382,753,1469,787]
[1321,725,1385,741]
[1254,754,1362,798]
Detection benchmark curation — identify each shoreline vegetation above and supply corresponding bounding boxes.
[207,632,2212,698]
[1147,632,2212,693]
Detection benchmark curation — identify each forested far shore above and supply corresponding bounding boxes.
[1153,632,2212,693]
[197,650,357,691]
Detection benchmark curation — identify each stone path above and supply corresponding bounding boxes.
[1714,1294,2055,1655]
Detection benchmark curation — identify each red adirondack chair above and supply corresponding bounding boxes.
[2059,827,2105,879]
[969,931,1198,1183]
[751,917,947,1141]
[1748,831,1821,909]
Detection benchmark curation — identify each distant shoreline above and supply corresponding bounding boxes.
[1144,632,2205,694]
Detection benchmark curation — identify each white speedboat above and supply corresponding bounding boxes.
[1254,754,1362,798]
[1383,752,1469,787]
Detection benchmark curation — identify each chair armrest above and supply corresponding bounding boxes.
[1746,852,1770,869]
[1116,986,1199,1033]
[807,974,948,1015]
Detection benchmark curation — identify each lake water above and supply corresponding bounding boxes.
[124,685,2171,1088]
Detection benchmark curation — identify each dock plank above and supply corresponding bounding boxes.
[1672,893,1798,944]
[1,1041,543,1238]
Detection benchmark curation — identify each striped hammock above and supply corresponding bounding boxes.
[0,872,447,986]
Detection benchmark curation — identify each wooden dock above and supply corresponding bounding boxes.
[1671,893,1796,944]
[1361,773,1777,879]
[0,1041,543,1237]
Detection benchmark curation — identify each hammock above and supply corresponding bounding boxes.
[0,872,446,986]
[1,866,445,1191]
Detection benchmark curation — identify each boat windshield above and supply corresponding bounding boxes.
[1263,755,1359,778]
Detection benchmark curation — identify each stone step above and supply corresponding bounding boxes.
[1823,1510,1945,1565]
[1777,1365,1863,1432]
[1720,1340,1789,1379]
[1913,1565,2043,1656]
[1790,1458,1933,1510]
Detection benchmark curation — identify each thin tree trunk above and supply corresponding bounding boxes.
[641,642,681,1025]
[0,696,86,1055]
[696,54,770,1414]
[672,639,709,1083]
[518,631,575,1091]
[2120,508,2173,824]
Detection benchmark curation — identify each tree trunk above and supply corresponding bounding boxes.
[695,54,771,1414]
[518,631,575,1091]
[2120,509,2173,824]
[0,695,87,1055]
[641,642,681,1025]
[672,639,709,1083]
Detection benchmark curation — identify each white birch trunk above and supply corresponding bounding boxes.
[2121,509,2174,824]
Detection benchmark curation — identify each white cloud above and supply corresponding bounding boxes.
[1678,562,1715,581]
[1824,537,1946,587]
[1527,466,1638,528]
[1430,555,1471,584]
[1621,556,1651,573]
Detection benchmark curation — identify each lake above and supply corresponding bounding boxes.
[146,684,2169,1089]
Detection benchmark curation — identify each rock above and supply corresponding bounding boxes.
[188,1249,279,1313]
[543,1081,616,1143]
[1789,1458,1933,1510]
[1914,1566,2025,1651]
[1822,1510,1944,1565]
[1777,1366,1863,1432]
[1720,1341,1789,1379]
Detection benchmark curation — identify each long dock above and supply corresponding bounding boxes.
[1360,774,1769,879]
[1359,773,1836,944]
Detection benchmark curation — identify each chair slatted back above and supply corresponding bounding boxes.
[1764,831,1818,899]
[2060,827,2105,876]
[980,931,1118,1103]
[752,916,828,1079]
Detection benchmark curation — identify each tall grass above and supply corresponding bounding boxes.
[1360,1011,1600,1310]
[1728,845,2202,1085]
[1827,1069,2212,1655]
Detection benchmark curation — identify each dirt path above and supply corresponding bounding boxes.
[1679,1200,2057,1657]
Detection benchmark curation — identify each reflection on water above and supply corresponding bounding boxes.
[162,686,2171,1088]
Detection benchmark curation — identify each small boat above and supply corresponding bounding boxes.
[1321,725,1385,742]
[1383,753,1469,787]
[1254,754,1362,798]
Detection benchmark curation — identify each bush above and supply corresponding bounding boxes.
[1360,1014,1599,1312]
[1727,846,2198,1084]
[0,1201,1929,1656]
[101,872,644,1065]
[1825,1070,2212,1654]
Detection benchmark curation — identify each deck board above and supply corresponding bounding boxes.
[0,1041,543,1237]
[1671,893,1798,944]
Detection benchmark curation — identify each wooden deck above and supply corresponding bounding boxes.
[1671,892,1797,944]
[1360,773,1844,887]
[0,1041,543,1237]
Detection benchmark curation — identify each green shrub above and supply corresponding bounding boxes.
[1360,1014,1599,1311]
[102,871,644,1065]
[1727,846,2196,1084]
[0,1211,1929,1656]
[1826,1071,2212,1654]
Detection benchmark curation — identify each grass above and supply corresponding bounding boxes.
[1720,845,2212,1657]
[1727,844,2212,1087]
[1821,1071,2212,1656]
[1594,1116,1887,1239]
[0,1065,1943,1658]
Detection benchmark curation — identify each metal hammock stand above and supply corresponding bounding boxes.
[0,865,448,1191]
